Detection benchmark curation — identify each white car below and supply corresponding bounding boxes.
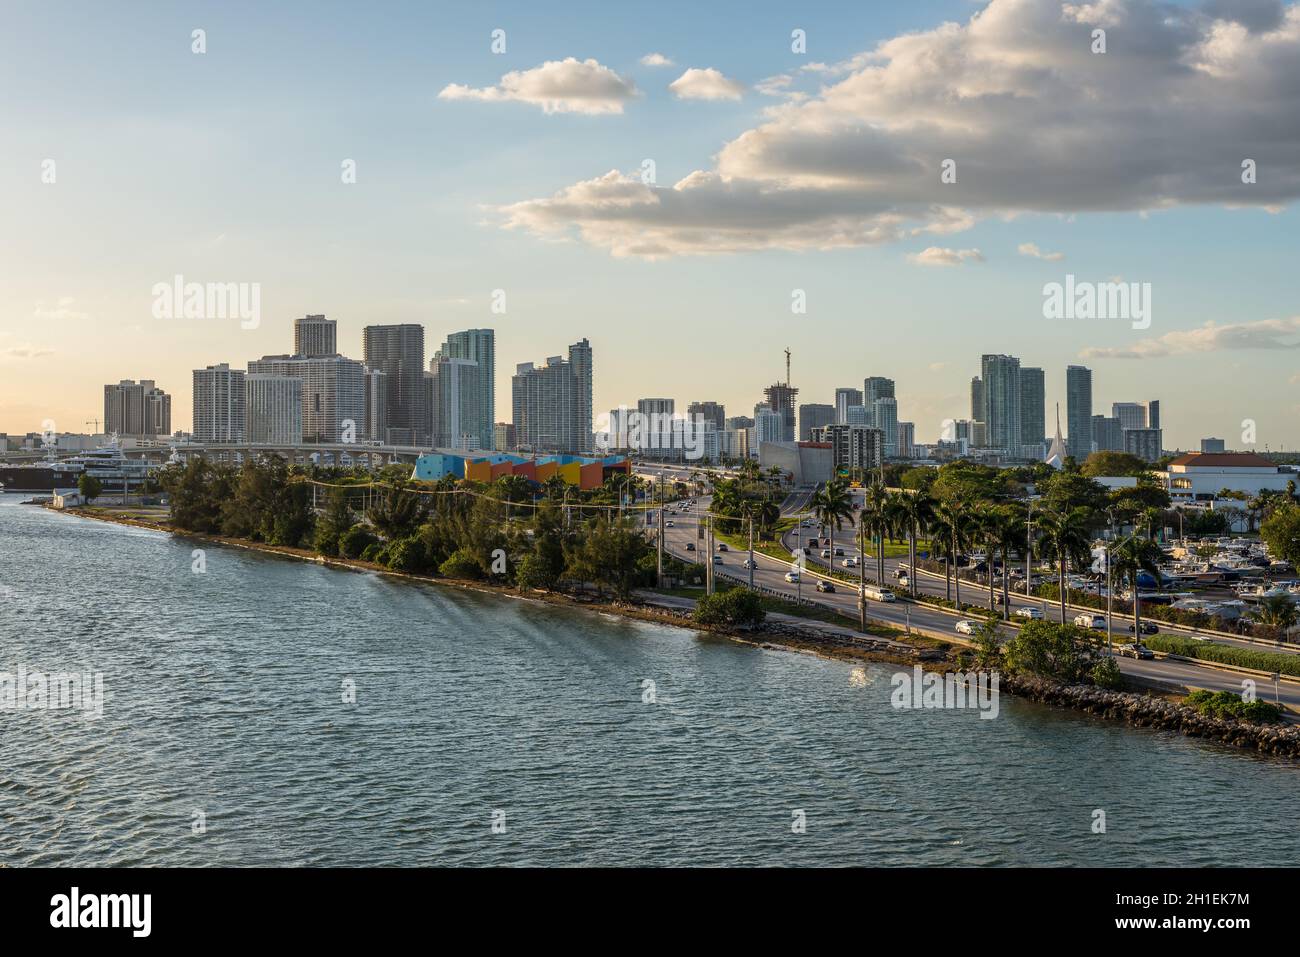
[820,549,831,558]
[741,558,757,569]
[955,619,977,635]
[842,557,858,568]
[784,571,801,583]
[712,555,722,564]
[1074,613,1107,630]
[1014,606,1044,620]
[665,520,674,528]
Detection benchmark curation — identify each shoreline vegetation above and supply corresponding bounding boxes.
[48,455,1300,754]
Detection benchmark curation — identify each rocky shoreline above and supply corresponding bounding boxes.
[51,505,1300,760]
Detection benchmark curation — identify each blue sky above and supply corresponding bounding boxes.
[2,0,1298,451]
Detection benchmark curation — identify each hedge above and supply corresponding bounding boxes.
[1146,634,1300,679]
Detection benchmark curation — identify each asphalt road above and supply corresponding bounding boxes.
[655,496,1300,711]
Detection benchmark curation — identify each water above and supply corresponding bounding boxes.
[1,493,1297,866]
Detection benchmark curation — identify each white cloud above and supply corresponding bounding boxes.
[755,74,793,96]
[1018,241,1065,261]
[3,344,54,359]
[1081,315,1300,359]
[32,297,89,321]
[497,0,1300,257]
[668,67,745,101]
[640,52,674,67]
[907,246,985,266]
[439,57,638,114]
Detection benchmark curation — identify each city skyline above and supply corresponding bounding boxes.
[4,0,1300,449]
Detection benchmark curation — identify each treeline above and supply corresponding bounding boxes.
[157,455,679,599]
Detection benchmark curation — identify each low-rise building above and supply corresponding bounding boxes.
[1160,452,1292,502]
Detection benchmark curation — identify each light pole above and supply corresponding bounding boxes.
[1105,512,1115,658]
[747,512,755,591]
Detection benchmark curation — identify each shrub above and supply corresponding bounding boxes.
[694,589,766,629]
[1147,635,1300,679]
[385,537,426,573]
[439,548,483,580]
[339,525,377,560]
[1185,689,1282,723]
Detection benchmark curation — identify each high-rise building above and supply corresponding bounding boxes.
[637,398,675,417]
[247,354,367,443]
[872,396,898,458]
[845,404,870,426]
[1124,428,1164,463]
[1201,437,1226,453]
[1066,365,1093,460]
[798,403,835,441]
[294,314,337,358]
[863,377,895,407]
[494,422,516,451]
[754,408,786,448]
[1147,400,1161,430]
[970,376,985,424]
[104,379,170,436]
[726,415,754,432]
[834,388,863,424]
[1112,402,1147,432]
[434,329,495,450]
[245,374,302,444]
[811,424,884,473]
[687,401,726,431]
[1019,367,1045,450]
[512,343,591,452]
[428,356,483,449]
[1091,415,1124,453]
[363,324,428,445]
[897,421,915,459]
[980,354,1021,452]
[568,338,594,453]
[761,382,798,442]
[192,364,246,443]
[364,369,387,446]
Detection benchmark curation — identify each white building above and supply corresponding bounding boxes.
[1160,452,1292,502]
[245,374,303,444]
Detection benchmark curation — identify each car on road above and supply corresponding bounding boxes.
[820,549,831,558]
[665,521,674,528]
[1127,620,1159,635]
[842,557,858,568]
[741,558,757,569]
[784,571,801,583]
[1014,606,1044,620]
[955,619,976,635]
[896,574,909,588]
[1074,613,1107,630]
[717,543,728,552]
[685,542,695,551]
[712,555,722,564]
[816,580,836,593]
[1116,643,1154,660]
[893,567,909,579]
[858,584,895,602]
[808,538,819,547]
[834,548,845,557]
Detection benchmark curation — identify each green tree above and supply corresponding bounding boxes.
[565,516,651,599]
[1261,503,1300,568]
[1081,451,1150,478]
[314,487,356,556]
[366,481,429,541]
[1002,619,1104,684]
[1036,507,1093,624]
[894,489,934,599]
[811,479,855,570]
[77,473,103,503]
[1109,532,1164,637]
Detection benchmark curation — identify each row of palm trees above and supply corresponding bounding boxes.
[806,478,1165,627]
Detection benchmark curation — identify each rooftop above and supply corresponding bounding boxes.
[1167,452,1275,469]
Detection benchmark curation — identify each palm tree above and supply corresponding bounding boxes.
[994,505,1026,618]
[932,499,971,609]
[1036,507,1093,624]
[895,489,934,599]
[972,505,1007,615]
[811,479,854,572]
[1110,532,1164,637]
[860,484,891,586]
[1254,593,1298,635]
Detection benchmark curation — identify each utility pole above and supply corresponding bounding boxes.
[747,514,754,590]
[705,515,715,596]
[656,473,664,588]
[1105,514,1114,657]
[859,522,867,633]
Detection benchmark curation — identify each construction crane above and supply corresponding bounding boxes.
[85,418,101,433]
[784,347,791,387]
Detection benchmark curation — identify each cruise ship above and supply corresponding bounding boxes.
[0,444,156,493]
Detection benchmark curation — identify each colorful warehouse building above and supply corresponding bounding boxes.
[410,451,631,490]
